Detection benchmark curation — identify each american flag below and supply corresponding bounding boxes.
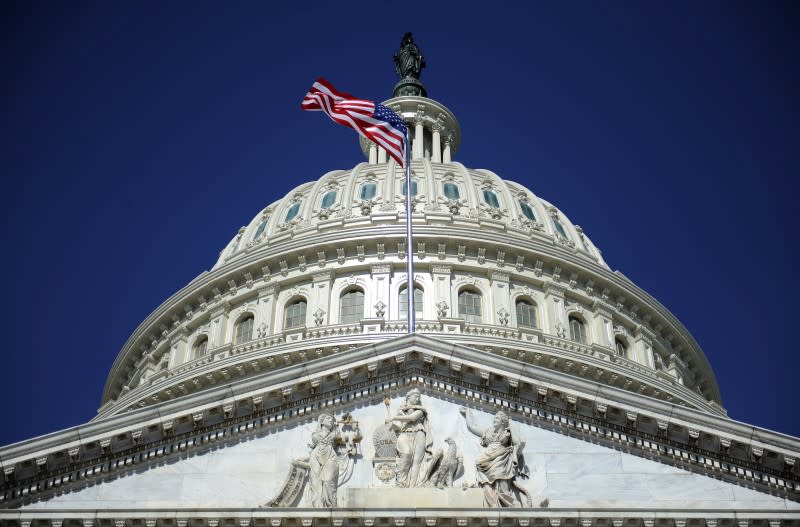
[301,78,408,166]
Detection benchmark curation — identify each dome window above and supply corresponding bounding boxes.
[400,179,418,197]
[340,288,365,324]
[569,316,587,344]
[515,299,537,329]
[284,202,301,222]
[443,182,460,200]
[235,314,254,344]
[483,190,500,209]
[519,200,537,221]
[253,218,269,239]
[458,289,482,323]
[615,338,628,358]
[399,285,423,320]
[360,182,377,200]
[285,299,307,329]
[321,190,337,209]
[552,217,569,239]
[193,336,208,359]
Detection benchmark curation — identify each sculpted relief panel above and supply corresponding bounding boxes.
[23,391,793,511]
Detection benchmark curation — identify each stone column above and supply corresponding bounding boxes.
[414,118,424,160]
[431,264,452,317]
[592,300,615,348]
[370,263,392,318]
[443,134,453,163]
[378,147,387,164]
[368,141,377,164]
[489,270,510,326]
[432,124,442,163]
[634,325,657,368]
[311,271,334,326]
[255,283,279,339]
[208,303,231,348]
[168,327,189,368]
[543,283,567,337]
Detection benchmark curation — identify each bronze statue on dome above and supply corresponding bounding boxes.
[394,32,426,80]
[392,33,427,97]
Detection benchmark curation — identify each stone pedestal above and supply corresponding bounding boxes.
[344,487,484,508]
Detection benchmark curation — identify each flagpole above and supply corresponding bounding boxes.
[404,131,415,334]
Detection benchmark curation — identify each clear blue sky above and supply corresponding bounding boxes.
[1,2,798,446]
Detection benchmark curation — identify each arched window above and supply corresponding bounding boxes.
[515,299,537,329]
[254,218,269,239]
[340,288,365,324]
[284,202,301,222]
[321,190,337,209]
[553,217,569,239]
[400,179,418,196]
[285,299,307,329]
[235,314,254,344]
[519,200,537,221]
[443,182,460,199]
[569,316,586,344]
[615,338,628,358]
[193,336,208,358]
[483,190,500,208]
[360,182,377,200]
[458,289,482,323]
[399,285,423,320]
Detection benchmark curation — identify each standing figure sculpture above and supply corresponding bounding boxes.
[394,32,426,79]
[460,408,532,507]
[385,388,431,487]
[307,413,341,506]
[285,413,357,507]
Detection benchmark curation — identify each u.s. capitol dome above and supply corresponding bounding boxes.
[3,33,798,523]
[99,73,723,421]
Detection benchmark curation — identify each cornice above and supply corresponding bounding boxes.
[1,508,799,527]
[101,324,715,420]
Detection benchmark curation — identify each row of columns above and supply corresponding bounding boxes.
[367,121,453,164]
[165,270,659,376]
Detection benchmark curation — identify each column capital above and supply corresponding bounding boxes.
[312,270,334,283]
[370,263,392,275]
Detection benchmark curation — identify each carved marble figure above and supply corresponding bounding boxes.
[277,413,358,507]
[460,408,532,507]
[385,388,432,487]
[423,437,463,488]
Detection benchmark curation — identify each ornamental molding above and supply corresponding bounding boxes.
[3,510,799,527]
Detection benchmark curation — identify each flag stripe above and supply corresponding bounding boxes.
[301,78,407,166]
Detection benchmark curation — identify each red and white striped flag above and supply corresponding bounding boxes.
[302,78,408,166]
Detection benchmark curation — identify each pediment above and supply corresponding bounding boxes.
[18,393,797,512]
[2,335,799,513]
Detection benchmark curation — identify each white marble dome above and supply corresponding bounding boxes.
[214,161,608,272]
[99,95,723,421]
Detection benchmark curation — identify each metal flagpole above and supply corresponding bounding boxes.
[404,130,415,334]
